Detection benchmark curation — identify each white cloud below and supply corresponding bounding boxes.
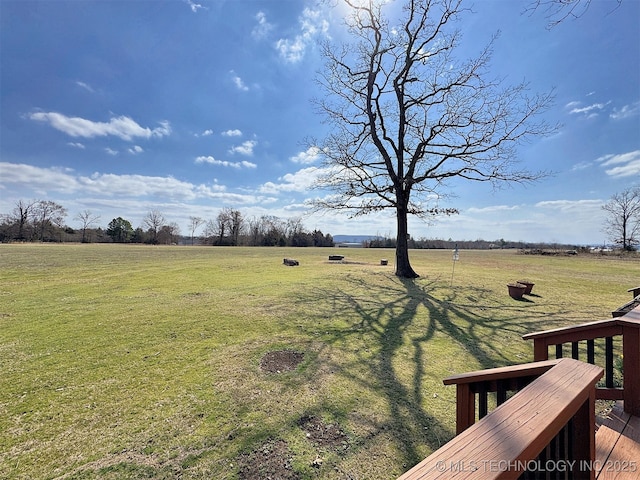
[29,112,171,141]
[184,0,204,13]
[467,205,521,213]
[230,71,249,91]
[67,142,85,149]
[276,37,307,64]
[0,162,80,194]
[76,81,94,93]
[429,198,608,244]
[128,145,144,155]
[252,11,273,39]
[571,161,591,172]
[195,155,257,169]
[597,150,640,178]
[222,129,242,137]
[534,199,604,211]
[275,8,329,63]
[259,166,324,193]
[0,161,257,203]
[81,172,199,199]
[105,148,119,156]
[290,146,322,164]
[567,102,608,118]
[228,140,257,156]
[196,129,214,137]
[610,101,640,120]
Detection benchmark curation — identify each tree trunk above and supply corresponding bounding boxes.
[395,203,419,278]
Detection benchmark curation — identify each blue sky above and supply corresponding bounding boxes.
[1,0,638,244]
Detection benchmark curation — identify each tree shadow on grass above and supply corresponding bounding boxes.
[295,272,566,470]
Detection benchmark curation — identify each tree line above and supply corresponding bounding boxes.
[0,200,335,247]
[2,187,638,250]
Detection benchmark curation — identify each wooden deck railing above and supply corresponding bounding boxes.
[398,358,603,479]
[522,305,640,416]
[442,359,560,435]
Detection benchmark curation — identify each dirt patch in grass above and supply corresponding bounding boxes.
[260,350,304,373]
[237,439,299,480]
[299,415,349,451]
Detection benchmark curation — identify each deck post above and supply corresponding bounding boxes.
[455,383,475,434]
[533,338,549,361]
[622,322,640,416]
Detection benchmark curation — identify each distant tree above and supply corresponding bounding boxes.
[246,216,262,246]
[131,227,145,244]
[32,200,67,241]
[227,208,243,246]
[261,215,287,246]
[158,222,181,245]
[74,210,101,243]
[602,187,640,251]
[244,215,286,246]
[286,217,309,246]
[168,222,181,243]
[9,199,37,241]
[215,209,231,245]
[106,217,134,243]
[188,216,205,245]
[312,229,334,247]
[142,210,165,244]
[311,0,555,278]
[206,208,244,246]
[202,219,217,245]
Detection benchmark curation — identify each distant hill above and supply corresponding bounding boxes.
[333,235,381,243]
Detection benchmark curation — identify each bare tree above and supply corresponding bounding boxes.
[32,200,67,241]
[245,215,286,246]
[203,219,216,245]
[74,210,101,243]
[11,199,36,240]
[227,208,243,246]
[158,222,181,245]
[188,216,205,245]
[311,0,556,277]
[215,209,231,245]
[602,187,640,251]
[142,210,165,244]
[209,208,244,245]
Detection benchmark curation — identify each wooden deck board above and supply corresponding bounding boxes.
[595,402,640,480]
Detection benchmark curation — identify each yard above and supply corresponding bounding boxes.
[1,244,637,479]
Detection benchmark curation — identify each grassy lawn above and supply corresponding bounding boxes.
[1,244,638,479]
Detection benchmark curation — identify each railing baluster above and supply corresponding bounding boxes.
[561,422,569,480]
[478,382,488,419]
[556,343,563,359]
[572,341,579,360]
[587,339,595,364]
[566,419,574,480]
[497,380,507,406]
[605,336,614,388]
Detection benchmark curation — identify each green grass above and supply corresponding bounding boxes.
[1,244,638,479]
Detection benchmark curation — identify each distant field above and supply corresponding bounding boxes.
[1,244,638,479]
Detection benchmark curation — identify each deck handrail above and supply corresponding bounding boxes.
[442,359,561,434]
[522,305,640,416]
[398,358,603,480]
